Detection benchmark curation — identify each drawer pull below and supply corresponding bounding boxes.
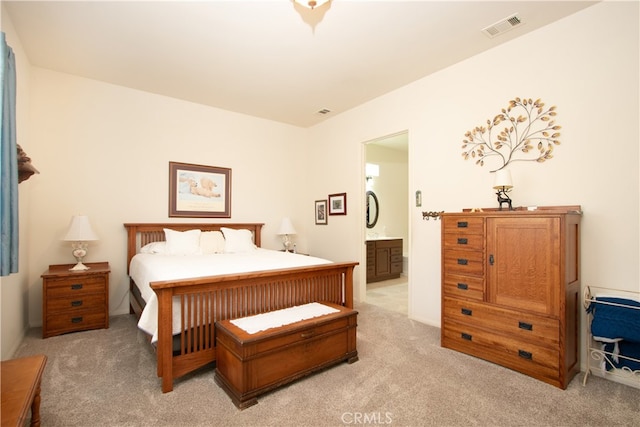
[518,321,533,331]
[518,350,533,360]
[457,283,468,290]
[71,284,83,290]
[300,332,314,339]
[457,221,468,228]
[457,238,468,245]
[71,300,83,307]
[457,258,468,265]
[461,308,472,316]
[489,254,494,265]
[71,316,83,324]
[461,333,472,341]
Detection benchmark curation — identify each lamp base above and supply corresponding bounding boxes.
[69,262,90,271]
[282,235,292,252]
[496,188,513,211]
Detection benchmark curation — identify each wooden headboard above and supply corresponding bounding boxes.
[123,223,264,273]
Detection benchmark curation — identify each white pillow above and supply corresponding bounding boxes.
[140,241,167,254]
[163,228,202,255]
[200,231,226,254]
[221,227,256,253]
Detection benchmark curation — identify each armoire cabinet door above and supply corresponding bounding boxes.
[486,217,561,316]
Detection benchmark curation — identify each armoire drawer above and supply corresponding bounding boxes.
[442,233,484,251]
[442,320,560,384]
[442,216,484,234]
[443,297,559,347]
[443,250,483,277]
[443,273,484,301]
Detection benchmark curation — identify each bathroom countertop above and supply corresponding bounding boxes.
[366,236,402,241]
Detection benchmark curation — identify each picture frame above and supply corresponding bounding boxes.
[328,192,347,216]
[169,161,231,218]
[315,200,328,225]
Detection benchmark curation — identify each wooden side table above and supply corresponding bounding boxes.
[41,262,110,338]
[1,354,47,427]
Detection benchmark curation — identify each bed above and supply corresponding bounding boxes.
[124,222,358,393]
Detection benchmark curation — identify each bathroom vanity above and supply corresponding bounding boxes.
[366,238,403,283]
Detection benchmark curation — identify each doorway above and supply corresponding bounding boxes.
[364,131,409,315]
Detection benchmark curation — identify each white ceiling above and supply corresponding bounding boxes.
[4,1,597,128]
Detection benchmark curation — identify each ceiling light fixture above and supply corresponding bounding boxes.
[294,0,331,9]
[292,0,332,32]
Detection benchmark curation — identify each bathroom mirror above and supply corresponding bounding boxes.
[366,191,379,229]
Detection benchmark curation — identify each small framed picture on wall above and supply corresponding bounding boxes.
[315,200,328,225]
[328,192,347,216]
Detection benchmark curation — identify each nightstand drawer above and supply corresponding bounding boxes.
[46,311,107,334]
[45,277,106,299]
[46,293,106,314]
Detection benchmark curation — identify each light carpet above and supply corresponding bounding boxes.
[12,302,640,426]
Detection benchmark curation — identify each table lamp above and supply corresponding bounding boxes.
[62,215,99,271]
[277,217,297,252]
[493,169,513,211]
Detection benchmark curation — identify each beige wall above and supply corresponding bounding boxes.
[24,69,317,327]
[2,2,638,368]
[306,1,639,328]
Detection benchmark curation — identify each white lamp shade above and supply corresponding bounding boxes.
[277,217,297,235]
[493,169,513,190]
[63,215,98,241]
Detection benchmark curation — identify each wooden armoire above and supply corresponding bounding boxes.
[440,206,581,389]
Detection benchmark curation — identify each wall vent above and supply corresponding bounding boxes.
[482,13,523,38]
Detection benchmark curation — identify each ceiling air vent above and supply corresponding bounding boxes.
[482,13,523,38]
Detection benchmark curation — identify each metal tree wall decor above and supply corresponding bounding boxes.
[461,98,561,172]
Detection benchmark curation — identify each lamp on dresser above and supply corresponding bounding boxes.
[493,169,513,211]
[62,215,98,271]
[277,217,297,253]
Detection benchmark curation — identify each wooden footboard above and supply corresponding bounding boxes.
[124,223,357,393]
[153,262,356,392]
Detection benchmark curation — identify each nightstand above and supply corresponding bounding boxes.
[41,262,110,338]
[279,249,309,256]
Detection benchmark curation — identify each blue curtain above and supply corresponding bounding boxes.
[0,32,18,276]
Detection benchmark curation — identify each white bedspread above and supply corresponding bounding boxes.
[130,249,331,342]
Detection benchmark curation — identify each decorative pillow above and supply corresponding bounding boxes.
[140,241,167,254]
[163,228,202,255]
[200,231,226,254]
[221,227,256,253]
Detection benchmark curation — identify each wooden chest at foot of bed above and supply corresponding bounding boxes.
[214,302,358,409]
